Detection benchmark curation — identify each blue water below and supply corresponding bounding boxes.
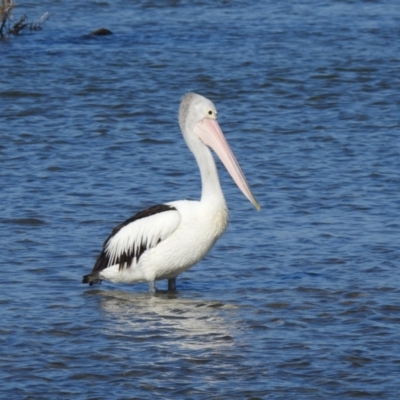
[1,1,400,398]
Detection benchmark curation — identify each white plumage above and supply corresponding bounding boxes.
[82,93,260,292]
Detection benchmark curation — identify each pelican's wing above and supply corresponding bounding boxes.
[92,204,180,273]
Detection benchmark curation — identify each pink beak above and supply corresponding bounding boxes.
[194,118,260,210]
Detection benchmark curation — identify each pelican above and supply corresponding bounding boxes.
[82,93,260,292]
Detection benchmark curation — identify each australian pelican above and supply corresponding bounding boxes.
[82,93,260,292]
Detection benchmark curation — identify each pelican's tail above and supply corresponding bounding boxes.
[82,273,102,286]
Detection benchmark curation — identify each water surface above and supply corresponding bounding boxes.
[1,1,400,398]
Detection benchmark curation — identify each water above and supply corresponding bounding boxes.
[1,0,400,398]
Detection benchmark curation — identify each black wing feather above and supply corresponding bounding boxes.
[82,204,176,285]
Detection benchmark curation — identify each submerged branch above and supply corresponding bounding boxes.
[9,13,27,35]
[0,0,14,38]
[30,11,50,31]
[0,1,50,38]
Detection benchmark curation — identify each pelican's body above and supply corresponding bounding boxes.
[83,93,259,292]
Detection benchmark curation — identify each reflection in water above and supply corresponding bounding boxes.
[95,290,238,351]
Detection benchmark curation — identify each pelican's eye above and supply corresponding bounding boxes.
[207,109,217,118]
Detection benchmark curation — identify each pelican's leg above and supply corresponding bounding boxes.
[148,280,157,293]
[168,277,176,292]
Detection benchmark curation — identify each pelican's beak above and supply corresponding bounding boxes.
[194,118,261,210]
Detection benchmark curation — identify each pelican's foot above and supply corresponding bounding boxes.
[168,277,177,292]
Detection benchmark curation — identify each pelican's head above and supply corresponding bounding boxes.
[179,93,260,210]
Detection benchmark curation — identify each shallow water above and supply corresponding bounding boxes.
[1,0,400,398]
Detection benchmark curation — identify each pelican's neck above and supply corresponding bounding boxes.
[193,143,226,208]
